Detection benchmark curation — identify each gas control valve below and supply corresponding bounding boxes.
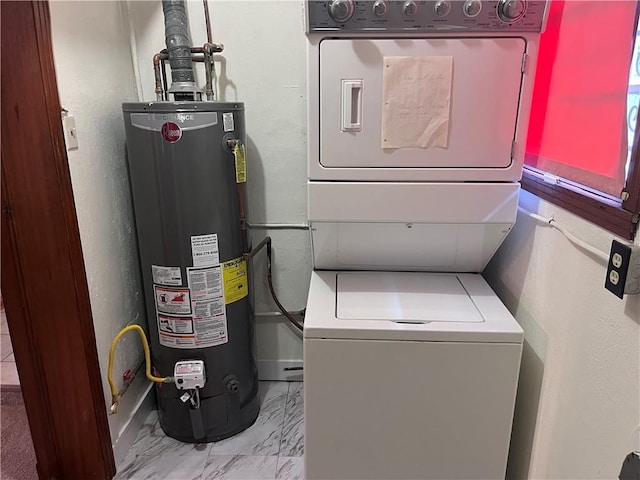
[174,360,206,390]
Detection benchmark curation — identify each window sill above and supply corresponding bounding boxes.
[520,171,639,241]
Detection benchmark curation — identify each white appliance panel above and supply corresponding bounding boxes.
[311,221,512,271]
[319,38,526,170]
[304,271,524,343]
[308,181,519,272]
[304,337,522,479]
[307,181,520,223]
[337,272,484,322]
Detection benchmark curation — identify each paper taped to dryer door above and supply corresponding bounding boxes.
[381,56,453,149]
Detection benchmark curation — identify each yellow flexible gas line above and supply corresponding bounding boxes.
[108,324,171,414]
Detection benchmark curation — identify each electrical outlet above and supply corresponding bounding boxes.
[605,240,640,299]
[61,112,78,151]
[612,253,623,268]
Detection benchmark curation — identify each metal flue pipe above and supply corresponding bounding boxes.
[162,0,199,99]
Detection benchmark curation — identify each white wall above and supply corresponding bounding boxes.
[49,1,150,447]
[128,0,309,369]
[485,190,640,479]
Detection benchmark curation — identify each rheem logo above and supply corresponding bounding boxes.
[161,122,182,143]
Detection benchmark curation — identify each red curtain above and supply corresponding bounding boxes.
[526,0,637,197]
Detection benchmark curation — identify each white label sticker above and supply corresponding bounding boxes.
[176,362,203,374]
[152,265,182,286]
[158,314,194,334]
[223,112,235,132]
[187,266,228,348]
[191,234,219,267]
[154,286,191,315]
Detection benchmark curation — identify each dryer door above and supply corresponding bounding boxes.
[318,37,526,178]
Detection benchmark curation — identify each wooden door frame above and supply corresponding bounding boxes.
[1,1,115,478]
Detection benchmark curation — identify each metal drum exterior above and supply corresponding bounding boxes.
[122,101,259,442]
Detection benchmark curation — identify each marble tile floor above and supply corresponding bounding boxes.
[115,381,305,480]
[0,309,20,389]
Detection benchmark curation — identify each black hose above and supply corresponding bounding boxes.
[246,237,304,332]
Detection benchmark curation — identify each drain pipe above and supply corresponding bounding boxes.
[162,0,201,100]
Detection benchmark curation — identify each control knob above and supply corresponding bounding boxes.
[497,0,527,22]
[434,0,451,17]
[328,0,355,22]
[373,0,388,16]
[403,1,418,16]
[463,0,482,17]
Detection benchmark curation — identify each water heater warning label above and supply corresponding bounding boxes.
[156,266,228,349]
[152,265,182,286]
[154,286,191,315]
[191,234,219,267]
[222,257,248,304]
[233,143,247,184]
[158,314,193,335]
[223,112,234,132]
[187,266,228,348]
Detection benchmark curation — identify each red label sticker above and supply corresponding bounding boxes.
[161,122,182,143]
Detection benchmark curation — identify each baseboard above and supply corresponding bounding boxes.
[0,383,22,393]
[258,360,303,381]
[111,383,155,467]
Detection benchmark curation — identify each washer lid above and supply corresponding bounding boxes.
[337,272,483,323]
[304,271,524,343]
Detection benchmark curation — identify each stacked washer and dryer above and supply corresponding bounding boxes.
[303,1,547,478]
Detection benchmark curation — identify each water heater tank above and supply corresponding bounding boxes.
[122,101,259,442]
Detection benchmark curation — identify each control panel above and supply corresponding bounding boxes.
[306,0,546,32]
[174,360,206,390]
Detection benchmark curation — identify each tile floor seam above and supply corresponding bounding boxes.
[272,454,280,480]
[279,383,304,459]
[276,381,292,458]
[193,457,207,480]
[200,454,280,480]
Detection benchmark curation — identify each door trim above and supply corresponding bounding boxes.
[1,1,115,478]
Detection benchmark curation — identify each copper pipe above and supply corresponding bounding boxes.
[202,43,222,100]
[153,65,163,100]
[152,46,219,101]
[213,43,224,53]
[153,52,169,63]
[190,45,223,54]
[244,237,304,332]
[226,139,248,251]
[155,46,218,101]
[153,53,168,100]
[204,51,213,100]
[203,0,213,44]
[237,183,248,254]
[237,183,247,226]
[189,53,219,63]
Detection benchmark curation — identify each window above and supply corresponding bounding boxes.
[521,0,640,240]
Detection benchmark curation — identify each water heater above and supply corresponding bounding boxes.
[122,101,259,442]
